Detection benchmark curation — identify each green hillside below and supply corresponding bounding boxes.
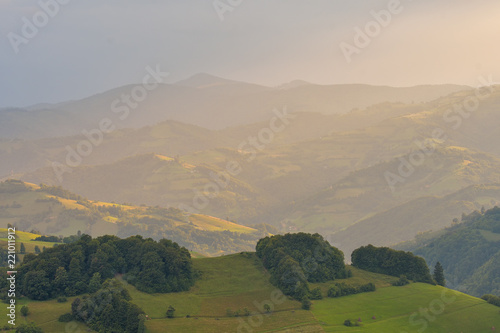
[4,253,499,332]
[398,206,500,297]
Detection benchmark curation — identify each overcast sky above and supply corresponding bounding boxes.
[1,0,499,107]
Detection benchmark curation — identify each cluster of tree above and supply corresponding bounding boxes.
[70,279,145,333]
[327,282,376,298]
[0,248,17,267]
[16,234,194,300]
[32,232,82,244]
[36,184,83,201]
[351,245,433,283]
[0,179,30,194]
[33,235,60,242]
[12,323,44,332]
[481,294,500,307]
[256,233,346,300]
[409,207,500,297]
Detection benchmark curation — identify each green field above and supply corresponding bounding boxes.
[0,228,59,256]
[3,253,500,332]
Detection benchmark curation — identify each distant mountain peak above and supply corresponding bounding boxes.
[175,73,243,88]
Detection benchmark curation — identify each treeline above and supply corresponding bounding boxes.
[0,179,30,193]
[351,245,433,283]
[33,233,82,244]
[256,233,346,299]
[482,294,500,307]
[16,234,194,300]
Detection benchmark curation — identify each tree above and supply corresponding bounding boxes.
[88,272,102,293]
[20,305,29,317]
[310,287,323,300]
[433,262,445,286]
[53,267,69,295]
[263,303,271,313]
[166,305,175,318]
[301,297,312,310]
[22,270,50,300]
[34,246,40,254]
[20,243,26,254]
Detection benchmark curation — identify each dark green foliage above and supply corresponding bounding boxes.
[20,243,26,254]
[351,245,433,283]
[20,305,29,317]
[344,319,352,327]
[18,234,194,300]
[256,233,345,299]
[301,297,312,310]
[481,294,500,307]
[57,296,67,303]
[166,305,175,318]
[328,282,376,298]
[309,287,323,300]
[359,282,376,292]
[433,262,445,286]
[22,271,50,300]
[15,323,43,333]
[392,275,410,286]
[58,313,74,322]
[71,279,143,333]
[33,235,61,243]
[34,246,40,254]
[88,272,102,293]
[411,207,500,296]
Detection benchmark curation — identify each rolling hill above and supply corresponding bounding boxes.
[0,179,269,256]
[396,206,500,297]
[3,252,499,332]
[0,74,468,140]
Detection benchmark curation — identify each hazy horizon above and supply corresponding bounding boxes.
[1,0,500,107]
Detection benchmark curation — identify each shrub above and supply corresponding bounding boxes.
[309,287,323,300]
[301,297,312,310]
[482,294,500,307]
[57,297,67,303]
[58,313,74,322]
[392,275,410,286]
[20,305,29,317]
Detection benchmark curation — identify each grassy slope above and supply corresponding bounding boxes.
[313,283,500,332]
[0,228,59,255]
[189,214,257,234]
[0,181,258,245]
[122,255,500,333]
[123,253,319,333]
[2,253,500,332]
